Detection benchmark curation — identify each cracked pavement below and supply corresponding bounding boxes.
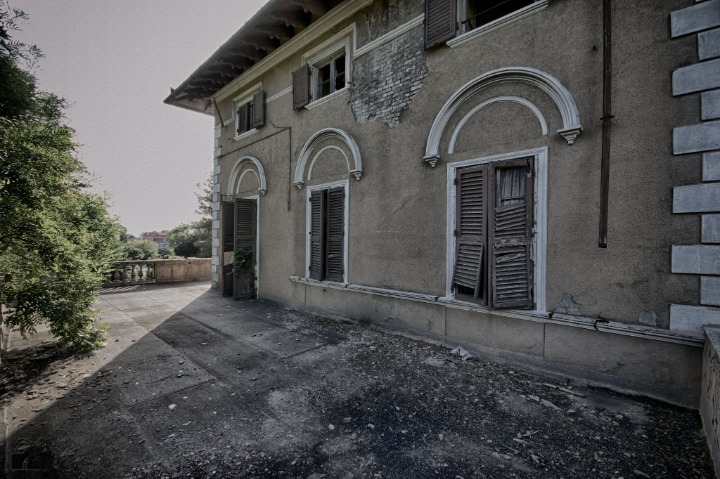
[0,282,714,478]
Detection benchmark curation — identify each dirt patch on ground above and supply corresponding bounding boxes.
[0,285,714,478]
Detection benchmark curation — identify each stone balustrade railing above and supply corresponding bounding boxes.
[104,261,156,286]
[103,258,212,287]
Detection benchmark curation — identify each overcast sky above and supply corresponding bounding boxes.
[12,0,266,236]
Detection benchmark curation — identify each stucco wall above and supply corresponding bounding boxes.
[701,327,720,477]
[214,0,698,328]
[154,259,212,283]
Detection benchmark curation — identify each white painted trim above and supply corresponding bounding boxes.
[241,193,261,297]
[448,0,549,48]
[303,28,353,107]
[237,169,260,193]
[227,155,268,196]
[294,128,362,189]
[267,86,292,103]
[305,88,350,110]
[448,96,548,154]
[233,128,258,142]
[302,24,355,65]
[232,82,263,103]
[354,14,425,58]
[445,146,548,313]
[214,0,373,103]
[305,179,350,283]
[307,145,350,181]
[424,67,582,163]
[289,275,703,347]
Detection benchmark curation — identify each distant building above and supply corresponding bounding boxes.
[139,230,170,250]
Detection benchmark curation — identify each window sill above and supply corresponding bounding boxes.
[447,0,549,49]
[233,128,258,142]
[305,88,349,111]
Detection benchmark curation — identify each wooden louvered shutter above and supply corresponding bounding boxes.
[309,190,324,280]
[425,0,456,49]
[453,165,487,303]
[292,64,310,110]
[325,187,345,282]
[490,158,533,310]
[236,103,248,134]
[252,90,265,128]
[222,201,234,252]
[234,198,257,299]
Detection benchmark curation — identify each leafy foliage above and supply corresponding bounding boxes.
[0,8,121,351]
[0,1,42,64]
[168,174,213,258]
[167,219,211,258]
[122,240,159,261]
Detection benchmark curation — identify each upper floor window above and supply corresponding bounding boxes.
[292,29,352,110]
[458,0,534,35]
[234,89,265,138]
[425,0,546,49]
[315,52,346,100]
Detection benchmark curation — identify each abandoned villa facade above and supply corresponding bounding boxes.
[165,0,720,422]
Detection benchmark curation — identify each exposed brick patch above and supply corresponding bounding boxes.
[350,26,427,127]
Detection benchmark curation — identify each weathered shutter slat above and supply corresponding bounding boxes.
[425,0,456,49]
[222,201,234,252]
[453,165,486,301]
[252,90,265,128]
[309,190,324,280]
[234,198,256,299]
[491,160,534,310]
[292,64,310,110]
[325,187,344,282]
[236,103,248,134]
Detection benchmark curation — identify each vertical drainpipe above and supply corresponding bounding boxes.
[598,0,613,248]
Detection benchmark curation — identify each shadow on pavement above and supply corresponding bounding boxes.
[0,282,715,478]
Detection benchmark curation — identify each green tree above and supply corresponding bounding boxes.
[167,219,211,258]
[0,6,121,351]
[122,240,159,260]
[168,174,212,258]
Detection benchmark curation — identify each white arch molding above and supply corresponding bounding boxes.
[294,128,362,189]
[227,156,268,195]
[424,67,583,167]
[448,96,548,154]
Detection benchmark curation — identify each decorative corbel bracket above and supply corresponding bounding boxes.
[423,155,440,168]
[557,126,582,145]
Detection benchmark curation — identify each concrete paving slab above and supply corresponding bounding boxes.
[0,282,714,478]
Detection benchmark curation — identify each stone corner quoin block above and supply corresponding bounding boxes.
[670,304,720,338]
[702,90,720,121]
[673,121,720,155]
[673,182,720,213]
[672,244,720,275]
[699,28,720,61]
[703,214,720,243]
[701,276,720,306]
[672,59,720,97]
[671,0,720,38]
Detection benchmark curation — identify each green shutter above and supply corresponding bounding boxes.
[453,164,487,303]
[490,159,534,310]
[292,64,310,110]
[234,198,256,299]
[425,0,456,49]
[309,190,324,280]
[325,187,344,282]
[252,90,265,128]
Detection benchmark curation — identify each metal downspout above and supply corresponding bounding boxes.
[599,0,613,248]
